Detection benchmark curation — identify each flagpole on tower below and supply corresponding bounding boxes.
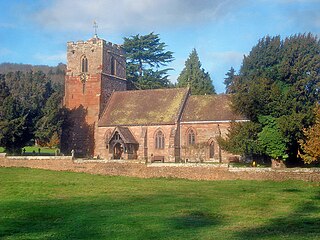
[93,21,98,38]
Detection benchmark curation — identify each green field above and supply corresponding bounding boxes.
[0,146,58,155]
[0,168,319,239]
[22,146,58,154]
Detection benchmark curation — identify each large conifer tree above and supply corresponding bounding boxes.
[221,33,320,163]
[123,32,174,89]
[177,49,215,95]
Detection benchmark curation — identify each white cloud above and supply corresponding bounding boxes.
[31,0,247,34]
[33,52,66,63]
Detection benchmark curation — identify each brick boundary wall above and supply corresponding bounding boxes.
[0,157,320,181]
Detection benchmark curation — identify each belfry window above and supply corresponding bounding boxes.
[81,56,88,72]
[188,129,196,145]
[111,56,116,75]
[155,130,165,149]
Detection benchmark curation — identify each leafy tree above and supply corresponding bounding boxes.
[177,49,216,95]
[226,34,320,163]
[123,32,174,89]
[224,67,237,94]
[258,116,288,160]
[299,105,320,164]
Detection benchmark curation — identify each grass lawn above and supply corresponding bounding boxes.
[0,168,319,240]
[22,146,58,154]
[0,146,58,155]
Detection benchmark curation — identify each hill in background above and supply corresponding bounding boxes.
[0,62,66,87]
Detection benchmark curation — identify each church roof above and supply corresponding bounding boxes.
[181,94,247,122]
[109,126,138,144]
[98,88,189,126]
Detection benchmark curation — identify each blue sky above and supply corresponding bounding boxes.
[0,0,320,93]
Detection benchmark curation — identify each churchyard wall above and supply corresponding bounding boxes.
[1,157,319,182]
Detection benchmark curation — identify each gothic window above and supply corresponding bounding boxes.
[209,141,215,158]
[155,130,165,149]
[111,56,116,75]
[188,129,196,145]
[81,56,88,72]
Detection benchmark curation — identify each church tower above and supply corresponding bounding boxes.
[64,35,127,123]
[63,34,127,156]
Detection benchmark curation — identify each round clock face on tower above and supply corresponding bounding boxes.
[80,73,88,84]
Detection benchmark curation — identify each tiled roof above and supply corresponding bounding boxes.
[181,94,247,122]
[109,126,138,144]
[98,88,189,126]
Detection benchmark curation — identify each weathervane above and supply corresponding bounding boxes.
[93,21,98,38]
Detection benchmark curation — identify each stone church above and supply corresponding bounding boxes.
[63,35,247,162]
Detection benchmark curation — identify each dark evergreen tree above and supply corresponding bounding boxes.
[224,67,237,94]
[223,33,320,163]
[123,32,174,89]
[177,49,216,95]
[0,70,65,152]
[35,92,67,147]
[0,95,30,154]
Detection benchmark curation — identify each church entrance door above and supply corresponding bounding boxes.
[113,143,124,159]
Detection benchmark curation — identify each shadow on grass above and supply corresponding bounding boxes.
[0,195,224,240]
[0,199,107,239]
[234,191,320,239]
[282,188,302,193]
[170,210,223,229]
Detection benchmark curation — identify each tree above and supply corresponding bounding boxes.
[224,67,237,94]
[225,34,320,163]
[177,49,216,95]
[35,92,66,147]
[0,70,61,153]
[257,116,288,160]
[0,74,9,103]
[217,121,262,158]
[299,105,320,164]
[0,96,30,153]
[123,32,174,89]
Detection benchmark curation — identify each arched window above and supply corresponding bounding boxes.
[155,130,165,149]
[81,56,88,72]
[188,129,196,145]
[209,141,215,158]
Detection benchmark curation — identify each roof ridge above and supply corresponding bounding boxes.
[112,87,189,94]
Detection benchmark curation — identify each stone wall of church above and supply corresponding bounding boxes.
[180,122,237,163]
[100,76,127,117]
[63,37,127,157]
[95,123,238,163]
[95,125,179,162]
[143,125,178,163]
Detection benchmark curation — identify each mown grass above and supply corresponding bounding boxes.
[22,146,58,154]
[0,167,319,239]
[0,146,58,155]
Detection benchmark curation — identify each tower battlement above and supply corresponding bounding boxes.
[63,35,127,157]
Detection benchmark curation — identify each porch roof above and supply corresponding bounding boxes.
[109,126,138,144]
